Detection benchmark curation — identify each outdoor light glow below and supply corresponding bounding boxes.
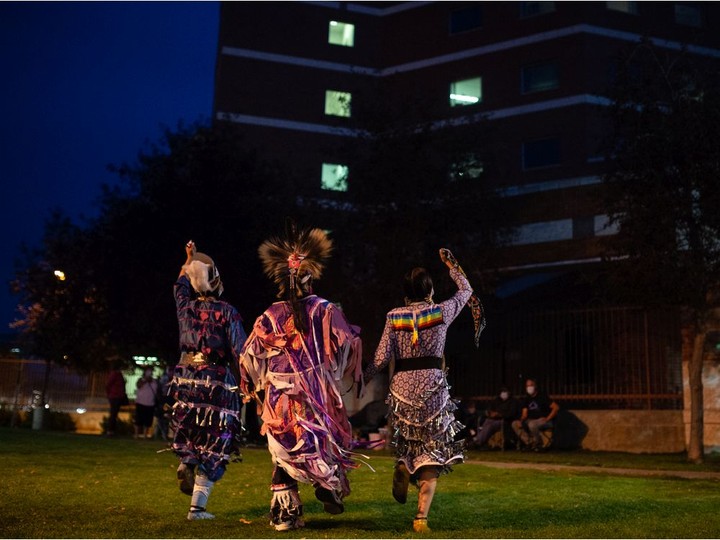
[54,270,66,281]
[449,93,479,104]
[44,404,50,409]
[76,408,86,414]
[10,347,20,353]
[330,20,338,26]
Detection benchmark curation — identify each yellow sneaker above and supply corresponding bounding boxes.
[413,517,431,533]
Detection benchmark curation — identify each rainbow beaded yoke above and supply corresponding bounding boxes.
[390,305,444,346]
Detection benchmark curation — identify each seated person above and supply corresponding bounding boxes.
[476,386,520,449]
[455,400,481,446]
[512,378,559,451]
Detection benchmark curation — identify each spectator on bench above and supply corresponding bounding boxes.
[512,378,559,451]
[476,386,520,449]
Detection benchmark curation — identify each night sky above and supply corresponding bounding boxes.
[1,1,220,333]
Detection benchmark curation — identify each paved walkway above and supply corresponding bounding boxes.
[468,459,720,480]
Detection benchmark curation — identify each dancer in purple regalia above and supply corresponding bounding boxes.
[363,248,475,533]
[239,222,362,532]
[170,240,247,521]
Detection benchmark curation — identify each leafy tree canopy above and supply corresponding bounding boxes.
[12,100,511,371]
[602,39,720,320]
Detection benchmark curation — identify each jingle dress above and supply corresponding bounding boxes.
[364,267,472,475]
[239,295,362,496]
[170,274,247,482]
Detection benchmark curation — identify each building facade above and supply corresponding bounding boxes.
[213,2,720,411]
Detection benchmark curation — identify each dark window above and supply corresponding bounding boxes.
[522,138,561,169]
[674,3,702,27]
[520,1,555,18]
[522,62,559,94]
[606,1,638,14]
[450,4,482,34]
[573,216,595,239]
[448,154,484,182]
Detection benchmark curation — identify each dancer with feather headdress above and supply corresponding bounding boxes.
[239,220,362,532]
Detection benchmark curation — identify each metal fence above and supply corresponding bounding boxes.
[446,306,683,410]
[0,359,108,413]
[1,306,684,413]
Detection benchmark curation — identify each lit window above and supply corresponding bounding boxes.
[449,154,484,182]
[325,90,351,117]
[450,77,482,107]
[674,3,702,27]
[606,1,638,14]
[449,4,482,34]
[522,137,561,169]
[321,163,349,191]
[519,1,555,18]
[328,21,355,46]
[521,62,559,94]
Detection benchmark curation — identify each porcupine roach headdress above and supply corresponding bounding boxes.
[258,219,333,334]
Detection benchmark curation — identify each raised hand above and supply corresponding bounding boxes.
[439,248,457,269]
[185,240,197,259]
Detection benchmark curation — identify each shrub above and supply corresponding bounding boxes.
[17,409,76,431]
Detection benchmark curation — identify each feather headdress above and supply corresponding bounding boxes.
[258,219,333,298]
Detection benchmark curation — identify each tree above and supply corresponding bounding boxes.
[12,107,511,383]
[12,121,306,371]
[601,39,720,462]
[88,121,307,364]
[11,211,111,370]
[306,82,512,360]
[11,211,112,413]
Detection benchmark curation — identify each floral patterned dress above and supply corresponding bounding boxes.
[239,295,362,495]
[364,267,472,475]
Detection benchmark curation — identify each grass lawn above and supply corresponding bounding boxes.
[1,427,720,538]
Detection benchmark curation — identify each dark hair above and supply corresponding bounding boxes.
[285,275,312,335]
[403,267,433,302]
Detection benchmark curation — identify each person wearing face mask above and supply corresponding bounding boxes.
[455,400,482,446]
[475,386,521,449]
[512,378,560,451]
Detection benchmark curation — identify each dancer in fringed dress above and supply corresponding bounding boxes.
[170,240,247,520]
[239,222,362,532]
[363,248,480,533]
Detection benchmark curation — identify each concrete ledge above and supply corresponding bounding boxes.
[70,409,133,435]
[572,410,685,453]
[67,407,687,453]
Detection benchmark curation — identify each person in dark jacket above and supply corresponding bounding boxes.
[512,378,560,450]
[476,386,521,449]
